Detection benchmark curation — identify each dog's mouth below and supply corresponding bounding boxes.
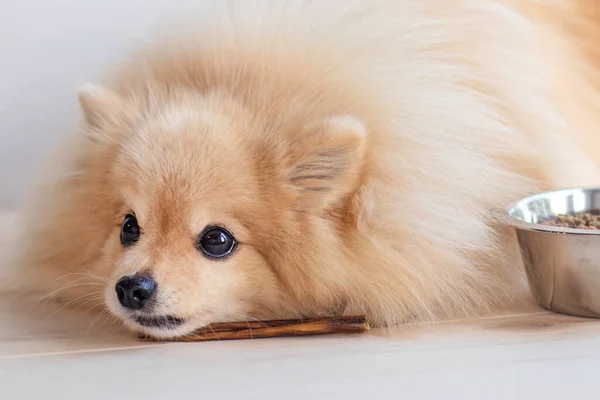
[133,315,186,329]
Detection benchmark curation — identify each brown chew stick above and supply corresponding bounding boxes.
[139,315,370,342]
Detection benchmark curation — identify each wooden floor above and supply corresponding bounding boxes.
[2,212,600,399]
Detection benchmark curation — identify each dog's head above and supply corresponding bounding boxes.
[78,84,367,338]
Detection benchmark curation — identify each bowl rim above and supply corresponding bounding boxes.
[507,186,600,235]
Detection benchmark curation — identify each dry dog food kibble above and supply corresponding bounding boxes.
[540,213,600,229]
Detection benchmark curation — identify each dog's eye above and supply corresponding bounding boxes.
[197,227,237,259]
[120,214,140,246]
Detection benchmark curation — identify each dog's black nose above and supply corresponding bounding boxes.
[115,275,156,310]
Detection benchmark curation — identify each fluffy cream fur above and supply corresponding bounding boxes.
[9,0,600,338]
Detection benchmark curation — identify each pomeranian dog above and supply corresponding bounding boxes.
[10,0,600,338]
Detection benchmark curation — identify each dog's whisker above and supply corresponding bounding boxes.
[29,280,106,312]
[70,297,107,322]
[44,277,105,300]
[247,316,269,329]
[81,302,108,321]
[46,291,105,319]
[207,324,220,340]
[51,272,108,284]
[107,314,120,328]
[99,310,117,327]
[245,320,253,340]
[43,282,105,305]
[31,277,95,310]
[73,296,106,311]
[87,308,111,332]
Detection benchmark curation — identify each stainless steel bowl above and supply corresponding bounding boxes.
[508,187,600,318]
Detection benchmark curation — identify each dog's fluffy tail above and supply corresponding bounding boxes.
[568,1,600,90]
[535,0,600,168]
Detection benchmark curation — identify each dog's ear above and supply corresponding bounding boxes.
[77,83,128,129]
[288,115,367,211]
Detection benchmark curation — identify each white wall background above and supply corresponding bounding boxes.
[0,0,202,208]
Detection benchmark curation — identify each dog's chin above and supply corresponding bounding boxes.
[122,315,199,339]
[105,296,205,339]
